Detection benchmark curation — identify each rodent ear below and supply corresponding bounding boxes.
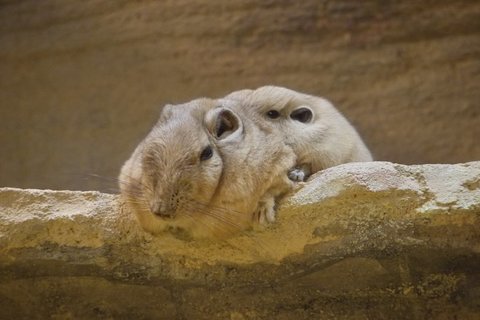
[205,108,243,141]
[159,104,175,121]
[290,106,313,123]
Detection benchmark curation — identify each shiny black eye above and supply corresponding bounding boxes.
[200,146,213,161]
[266,110,280,119]
[290,107,313,123]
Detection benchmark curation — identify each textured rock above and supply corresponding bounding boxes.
[1,162,479,319]
[1,0,479,190]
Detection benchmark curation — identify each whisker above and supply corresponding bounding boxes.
[183,201,244,231]
[118,184,277,259]
[118,173,153,193]
[82,172,154,196]
[181,201,250,238]
[123,200,149,208]
[181,210,225,238]
[180,205,273,258]
[190,200,248,222]
[181,200,276,258]
[122,194,149,206]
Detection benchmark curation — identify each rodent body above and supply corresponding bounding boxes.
[119,98,296,239]
[225,86,373,180]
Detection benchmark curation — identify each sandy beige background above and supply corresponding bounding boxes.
[1,0,479,191]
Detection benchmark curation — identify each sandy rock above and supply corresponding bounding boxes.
[0,162,479,319]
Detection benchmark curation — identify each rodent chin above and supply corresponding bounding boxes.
[128,202,250,240]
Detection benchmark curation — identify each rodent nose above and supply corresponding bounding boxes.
[150,201,174,218]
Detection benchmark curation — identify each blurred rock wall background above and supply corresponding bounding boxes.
[1,0,479,191]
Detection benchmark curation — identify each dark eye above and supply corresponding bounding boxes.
[200,146,213,161]
[266,110,280,119]
[290,107,313,123]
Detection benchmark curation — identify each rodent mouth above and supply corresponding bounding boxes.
[152,211,176,220]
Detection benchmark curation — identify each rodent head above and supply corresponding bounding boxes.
[119,98,250,238]
[141,102,243,217]
[224,86,328,146]
[225,86,319,128]
[140,127,219,219]
[224,85,372,172]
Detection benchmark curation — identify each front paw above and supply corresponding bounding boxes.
[254,197,276,224]
[288,167,306,182]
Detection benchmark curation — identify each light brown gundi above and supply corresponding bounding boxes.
[119,98,296,239]
[225,86,373,181]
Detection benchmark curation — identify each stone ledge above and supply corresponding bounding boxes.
[1,162,479,319]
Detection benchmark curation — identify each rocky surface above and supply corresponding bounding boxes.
[1,161,479,319]
[1,0,479,190]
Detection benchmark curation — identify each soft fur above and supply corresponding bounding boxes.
[119,98,296,239]
[224,86,373,178]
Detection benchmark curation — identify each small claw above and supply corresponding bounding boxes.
[288,168,306,182]
[255,197,276,225]
[265,206,276,223]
